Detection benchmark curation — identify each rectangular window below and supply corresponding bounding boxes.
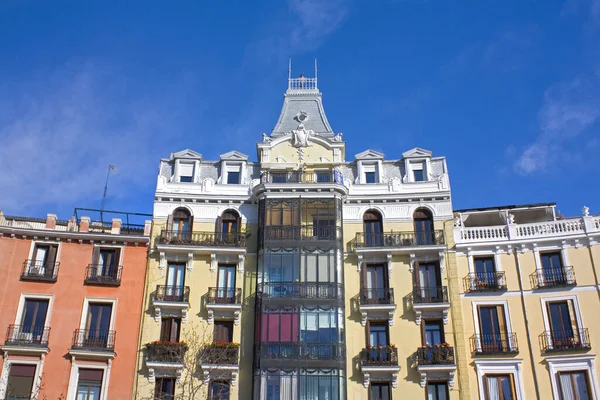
[558,371,591,400]
[227,171,240,184]
[315,170,331,183]
[77,369,103,400]
[412,162,426,182]
[179,163,194,183]
[363,264,388,304]
[93,248,120,277]
[474,256,497,288]
[424,320,444,346]
[417,262,442,301]
[478,305,508,352]
[160,318,181,342]
[365,171,376,184]
[217,265,236,300]
[83,303,113,348]
[370,382,391,400]
[29,243,58,275]
[166,263,186,300]
[21,298,49,332]
[485,374,515,400]
[427,382,448,400]
[210,380,231,400]
[214,321,234,343]
[541,252,565,283]
[6,364,36,400]
[154,377,176,400]
[547,300,579,346]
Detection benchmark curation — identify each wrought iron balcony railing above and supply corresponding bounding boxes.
[258,282,343,301]
[21,259,59,282]
[157,230,246,247]
[262,170,343,184]
[207,288,242,304]
[354,231,445,249]
[359,288,395,305]
[264,225,341,241]
[200,345,239,364]
[360,347,399,367]
[71,329,116,351]
[413,286,449,304]
[84,264,122,286]
[416,346,455,365]
[5,325,50,347]
[539,328,591,353]
[154,285,190,303]
[470,333,519,355]
[530,267,576,289]
[463,272,507,292]
[259,342,345,361]
[146,342,188,363]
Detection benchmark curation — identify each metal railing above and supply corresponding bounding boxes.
[258,282,343,300]
[360,347,398,366]
[413,286,449,304]
[154,285,190,303]
[354,231,445,248]
[539,328,591,352]
[264,225,341,241]
[207,288,242,304]
[416,346,455,365]
[463,272,507,292]
[157,230,245,247]
[262,171,343,184]
[5,325,50,347]
[470,333,519,355]
[71,329,116,351]
[146,342,187,363]
[530,266,576,289]
[21,259,59,281]
[259,342,345,361]
[359,288,395,305]
[84,264,122,285]
[200,346,239,364]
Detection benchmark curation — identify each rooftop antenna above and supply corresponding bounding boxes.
[314,58,318,80]
[288,59,292,80]
[100,164,117,221]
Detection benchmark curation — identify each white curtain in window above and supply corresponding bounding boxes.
[574,372,590,399]
[305,255,317,282]
[319,313,331,329]
[487,377,500,400]
[560,373,576,400]
[304,313,317,331]
[34,246,47,273]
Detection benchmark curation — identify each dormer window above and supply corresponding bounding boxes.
[412,162,425,182]
[363,164,379,184]
[179,163,195,183]
[365,171,376,184]
[227,169,240,184]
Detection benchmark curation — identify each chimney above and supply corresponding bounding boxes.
[79,217,90,233]
[111,218,122,235]
[144,220,152,236]
[46,214,57,230]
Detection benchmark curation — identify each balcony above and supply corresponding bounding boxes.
[3,325,50,355]
[258,282,343,303]
[84,264,122,286]
[415,346,457,388]
[358,288,397,326]
[20,259,59,282]
[200,344,240,386]
[539,328,591,353]
[354,231,445,253]
[530,267,576,289]
[412,286,450,325]
[206,288,243,325]
[153,285,191,322]
[146,341,188,383]
[258,342,345,369]
[470,333,519,355]
[69,329,116,359]
[156,231,246,257]
[264,225,341,242]
[463,272,507,293]
[262,170,342,184]
[359,347,400,388]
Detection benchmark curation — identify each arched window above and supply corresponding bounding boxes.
[413,208,434,245]
[363,210,383,247]
[218,210,241,243]
[169,208,192,240]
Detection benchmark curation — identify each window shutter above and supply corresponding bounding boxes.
[113,248,122,268]
[45,245,57,270]
[172,318,181,342]
[166,214,174,232]
[189,215,194,233]
[567,300,578,333]
[79,368,103,382]
[91,247,100,266]
[497,305,507,340]
[9,364,36,377]
[216,216,223,236]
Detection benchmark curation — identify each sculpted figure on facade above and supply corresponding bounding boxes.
[291,123,314,148]
[388,176,401,192]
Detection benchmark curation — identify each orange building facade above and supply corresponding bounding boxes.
[0,211,150,400]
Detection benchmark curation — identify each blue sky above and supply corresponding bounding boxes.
[1,0,599,220]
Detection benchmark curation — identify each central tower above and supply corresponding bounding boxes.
[252,70,348,399]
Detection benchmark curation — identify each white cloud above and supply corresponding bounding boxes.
[514,77,600,174]
[0,63,194,213]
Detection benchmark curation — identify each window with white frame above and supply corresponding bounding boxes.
[472,300,516,353]
[178,163,195,183]
[66,362,110,400]
[0,360,43,400]
[76,298,117,350]
[225,164,242,184]
[10,294,53,346]
[363,164,378,184]
[411,161,426,182]
[547,356,599,400]
[541,296,587,352]
[475,360,524,400]
[25,242,59,279]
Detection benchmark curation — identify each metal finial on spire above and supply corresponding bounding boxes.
[288,59,292,81]
[314,59,318,81]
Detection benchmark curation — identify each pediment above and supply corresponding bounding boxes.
[402,147,432,159]
[171,149,203,160]
[355,149,384,161]
[220,150,249,161]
